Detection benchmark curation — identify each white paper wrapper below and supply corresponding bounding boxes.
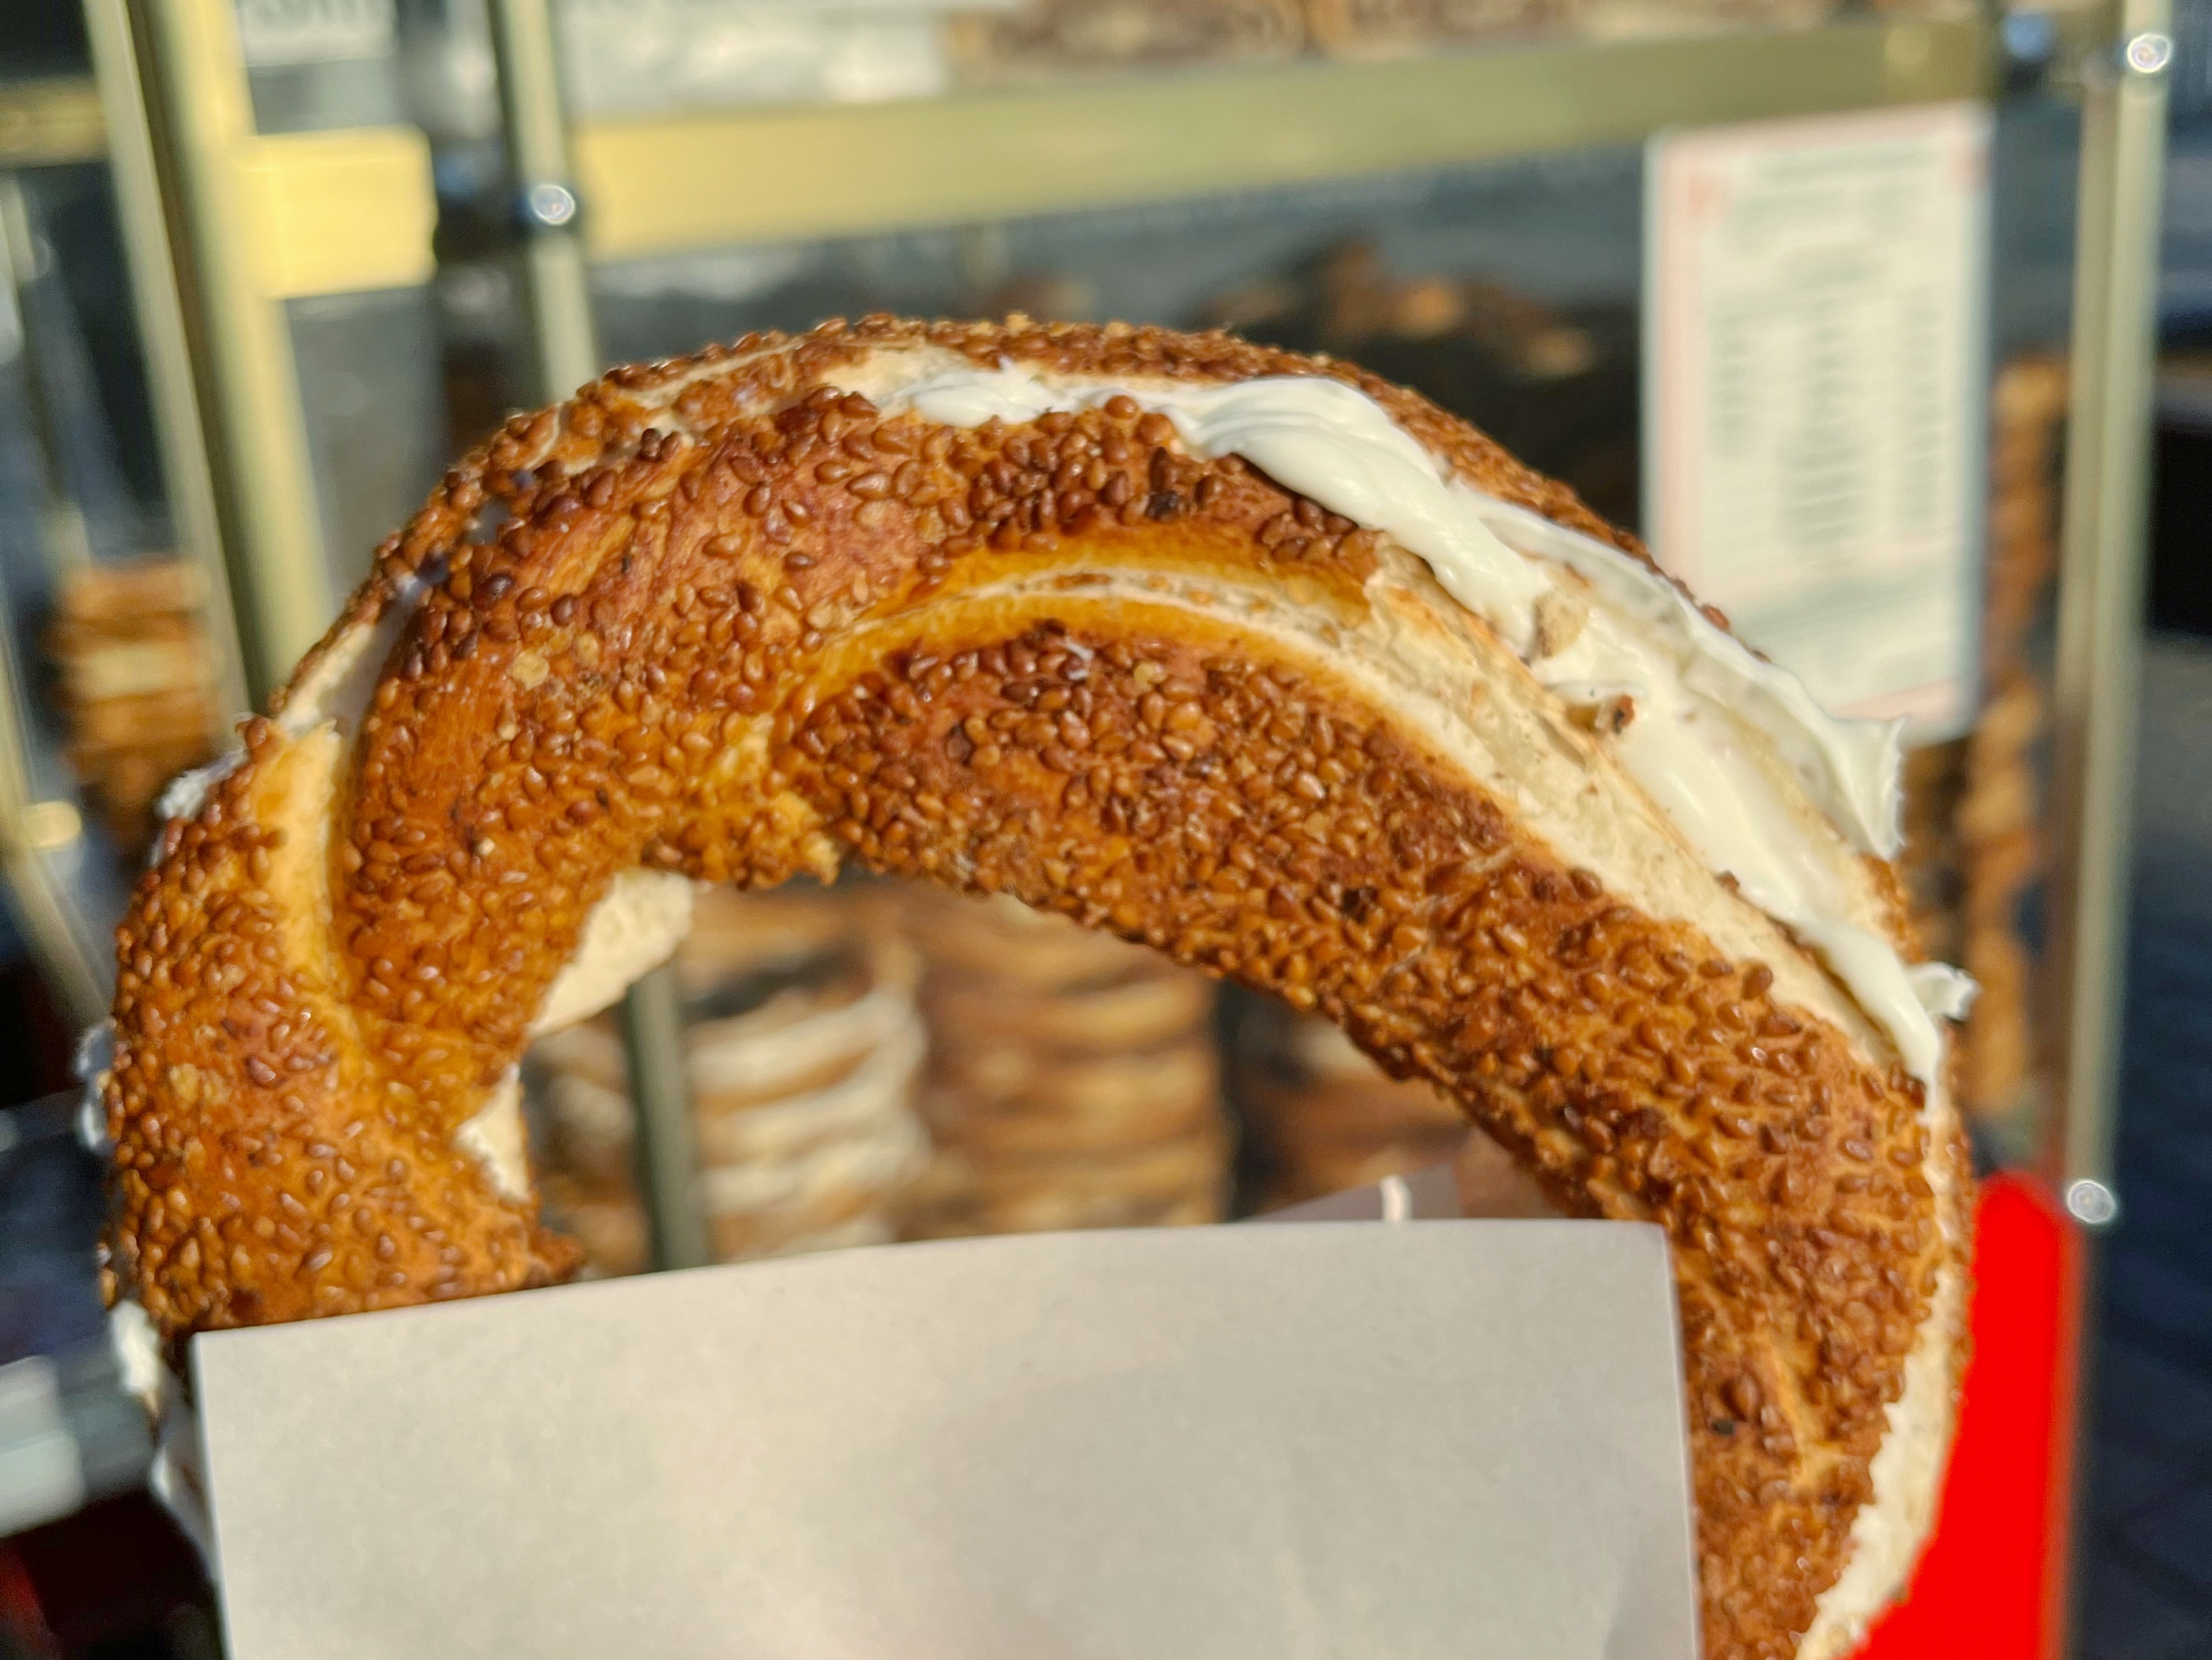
[194,1220,1698,1659]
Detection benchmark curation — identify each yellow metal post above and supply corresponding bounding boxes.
[130,0,332,703]
[2048,0,2171,1230]
[2044,4,2170,1651]
[80,0,250,732]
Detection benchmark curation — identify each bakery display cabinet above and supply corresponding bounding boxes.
[0,0,2172,1645]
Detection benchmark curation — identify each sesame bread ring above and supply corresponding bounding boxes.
[100,317,1968,1660]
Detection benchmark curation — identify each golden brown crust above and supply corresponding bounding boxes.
[102,318,1963,1660]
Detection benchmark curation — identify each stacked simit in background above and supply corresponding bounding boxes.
[46,559,219,858]
[942,0,1878,79]
[898,887,1233,1238]
[531,884,930,1275]
[1228,992,1557,1215]
[946,0,1304,81]
[1230,993,1465,1208]
[1898,356,2068,1126]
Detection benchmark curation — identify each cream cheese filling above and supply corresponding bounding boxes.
[870,362,1966,1086]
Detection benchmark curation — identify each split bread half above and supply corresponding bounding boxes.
[98,318,1969,1660]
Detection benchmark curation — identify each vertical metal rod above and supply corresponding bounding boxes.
[2049,6,2170,1655]
[131,0,333,704]
[79,0,251,733]
[616,963,711,1272]
[486,0,707,1273]
[2048,2,2170,1222]
[486,0,596,399]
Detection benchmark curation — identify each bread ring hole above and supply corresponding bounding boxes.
[1225,985,1560,1223]
[527,870,1562,1280]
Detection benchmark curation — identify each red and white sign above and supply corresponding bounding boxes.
[1647,104,1992,741]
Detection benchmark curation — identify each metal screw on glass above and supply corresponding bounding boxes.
[2122,30,2173,73]
[2063,1178,2122,1229]
[619,964,712,1272]
[519,180,578,232]
[2081,28,2174,90]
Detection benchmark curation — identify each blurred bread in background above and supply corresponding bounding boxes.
[899,887,1232,1237]
[947,0,1304,83]
[48,558,219,857]
[532,883,929,1275]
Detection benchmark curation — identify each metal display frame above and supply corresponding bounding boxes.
[567,13,1992,255]
[8,0,2170,1639]
[2049,0,2171,1231]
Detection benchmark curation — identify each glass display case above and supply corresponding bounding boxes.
[0,0,2175,1643]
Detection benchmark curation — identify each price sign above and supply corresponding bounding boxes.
[1645,103,1991,741]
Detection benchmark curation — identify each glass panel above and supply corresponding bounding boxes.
[588,145,1643,379]
[559,0,962,114]
[240,0,407,132]
[506,154,1652,1264]
[475,103,2081,1256]
[24,0,2084,1263]
[237,0,451,619]
[511,0,1981,125]
[1976,93,2077,1171]
[0,163,201,985]
[286,287,449,597]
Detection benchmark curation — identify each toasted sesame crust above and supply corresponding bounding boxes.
[102,317,1965,1660]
